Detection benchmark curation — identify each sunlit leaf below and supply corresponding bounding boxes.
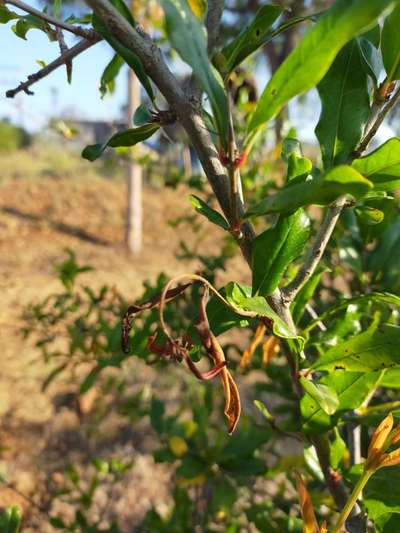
[247,0,395,136]
[352,138,400,191]
[315,40,370,169]
[301,370,383,433]
[245,165,372,217]
[161,0,228,148]
[312,324,400,372]
[220,5,283,75]
[252,209,310,296]
[382,4,400,81]
[190,194,229,230]
[99,53,124,98]
[82,124,159,161]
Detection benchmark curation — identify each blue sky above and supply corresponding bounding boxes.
[0,2,396,146]
[0,7,126,131]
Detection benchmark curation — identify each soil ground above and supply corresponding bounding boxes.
[0,148,249,531]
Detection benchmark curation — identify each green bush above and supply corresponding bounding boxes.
[0,120,31,153]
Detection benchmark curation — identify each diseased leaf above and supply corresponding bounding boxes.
[160,0,228,148]
[245,165,372,217]
[252,210,310,296]
[220,5,283,75]
[315,40,370,169]
[382,4,400,81]
[312,323,400,372]
[82,124,159,161]
[190,195,229,230]
[99,53,124,98]
[301,370,383,433]
[247,0,395,136]
[352,138,400,191]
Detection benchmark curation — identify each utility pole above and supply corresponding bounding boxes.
[125,0,142,255]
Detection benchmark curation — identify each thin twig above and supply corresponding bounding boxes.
[283,85,400,304]
[226,87,240,229]
[6,36,101,98]
[5,0,98,40]
[283,196,347,302]
[353,85,400,158]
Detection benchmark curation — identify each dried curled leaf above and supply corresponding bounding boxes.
[240,324,266,369]
[196,286,241,434]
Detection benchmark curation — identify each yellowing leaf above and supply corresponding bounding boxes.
[187,0,207,18]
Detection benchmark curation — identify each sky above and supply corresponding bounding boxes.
[0,4,126,131]
[0,2,396,146]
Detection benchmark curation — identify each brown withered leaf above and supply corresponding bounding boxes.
[295,472,320,533]
[262,335,279,367]
[121,282,192,353]
[196,286,241,434]
[240,324,266,369]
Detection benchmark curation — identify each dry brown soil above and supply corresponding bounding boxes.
[0,166,249,531]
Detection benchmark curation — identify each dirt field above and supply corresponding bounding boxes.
[0,150,249,530]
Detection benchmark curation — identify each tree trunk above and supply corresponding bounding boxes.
[125,66,143,255]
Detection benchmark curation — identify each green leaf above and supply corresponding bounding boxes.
[224,282,301,342]
[99,53,124,98]
[348,465,400,520]
[82,124,159,161]
[251,209,310,296]
[312,323,400,372]
[291,269,324,325]
[190,195,229,230]
[0,6,19,24]
[12,14,55,41]
[330,429,346,469]
[355,205,384,225]
[382,4,400,81]
[245,165,372,217]
[358,28,384,84]
[150,398,165,434]
[352,138,400,191]
[305,292,400,334]
[301,370,383,433]
[299,377,339,415]
[0,507,22,533]
[247,0,395,136]
[160,0,228,149]
[315,40,370,169]
[133,104,153,126]
[93,7,154,102]
[220,5,283,75]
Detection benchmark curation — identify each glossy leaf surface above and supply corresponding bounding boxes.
[315,40,370,169]
[252,210,310,296]
[248,0,394,135]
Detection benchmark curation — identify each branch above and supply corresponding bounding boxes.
[205,0,225,54]
[283,84,400,303]
[282,196,346,302]
[5,0,98,40]
[84,0,256,262]
[353,85,400,159]
[6,36,101,98]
